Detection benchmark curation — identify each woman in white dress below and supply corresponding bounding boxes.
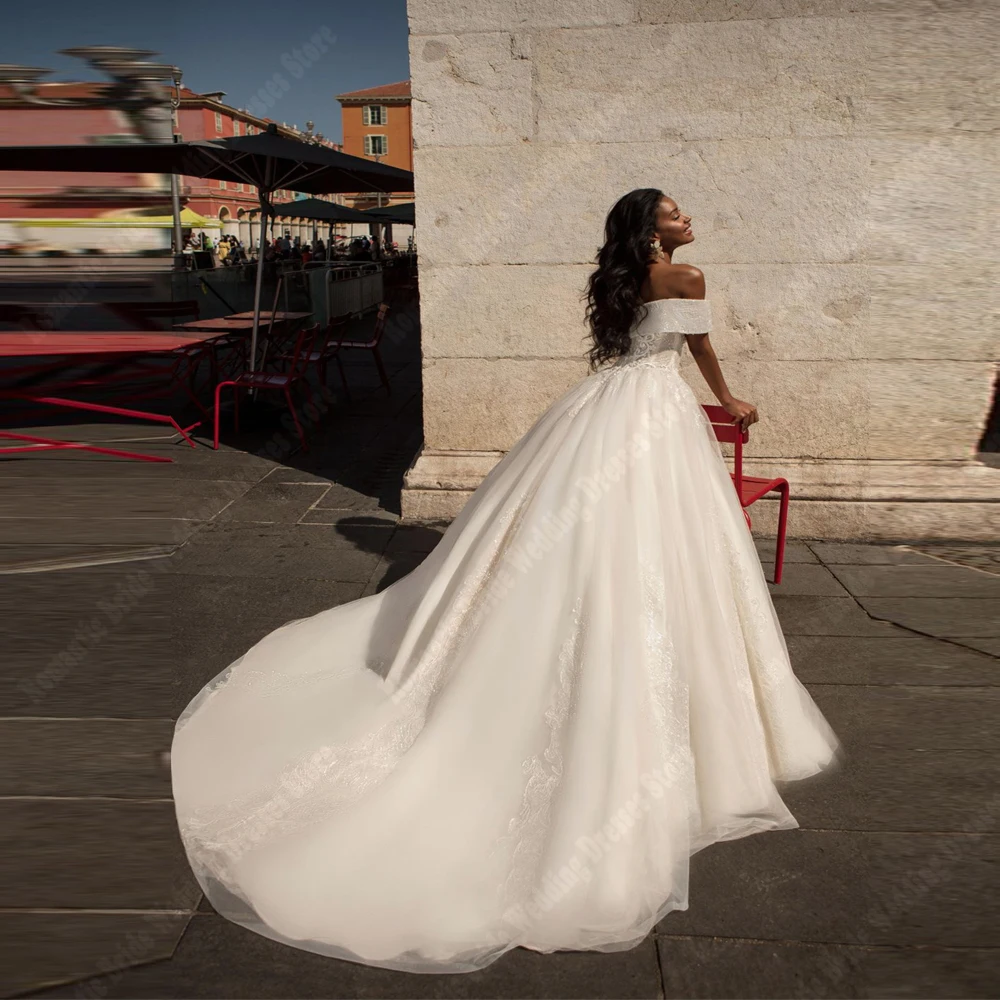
[171,188,842,974]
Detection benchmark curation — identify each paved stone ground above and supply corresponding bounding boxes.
[2,307,997,998]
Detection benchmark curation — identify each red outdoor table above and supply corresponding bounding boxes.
[173,317,258,333]
[0,332,211,356]
[223,311,313,323]
[174,312,313,376]
[0,330,221,462]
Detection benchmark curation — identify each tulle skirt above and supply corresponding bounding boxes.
[171,351,842,973]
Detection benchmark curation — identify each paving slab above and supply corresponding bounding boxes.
[299,507,399,525]
[361,552,434,596]
[781,748,995,832]
[0,452,277,482]
[809,543,943,566]
[810,685,1000,751]
[31,914,664,999]
[159,522,391,582]
[659,829,1000,948]
[0,911,190,998]
[857,597,1000,638]
[309,481,393,511]
[214,482,332,523]
[0,481,249,521]
[385,522,448,555]
[0,542,177,574]
[753,539,819,564]
[786,634,998,686]
[909,543,1000,576]
[0,718,173,797]
[764,563,850,597]
[959,637,1000,657]
[2,800,201,910]
[655,936,1000,1000]
[829,563,1000,599]
[0,517,201,546]
[770,596,902,636]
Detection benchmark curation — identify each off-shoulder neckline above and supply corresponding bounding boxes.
[640,297,708,305]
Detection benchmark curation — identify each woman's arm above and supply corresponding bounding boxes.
[685,335,759,432]
[652,263,759,432]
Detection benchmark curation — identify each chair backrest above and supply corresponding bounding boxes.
[701,404,749,489]
[371,303,390,344]
[325,314,350,349]
[283,324,322,378]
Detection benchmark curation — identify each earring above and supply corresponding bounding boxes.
[649,236,665,262]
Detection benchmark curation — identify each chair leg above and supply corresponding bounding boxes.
[284,385,307,451]
[742,507,752,533]
[372,345,390,394]
[335,354,352,401]
[213,381,236,450]
[774,483,790,585]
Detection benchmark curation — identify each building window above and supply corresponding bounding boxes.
[362,105,387,126]
[219,179,226,190]
[235,182,243,192]
[364,134,388,156]
[215,112,223,132]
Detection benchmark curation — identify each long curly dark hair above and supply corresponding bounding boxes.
[582,188,664,371]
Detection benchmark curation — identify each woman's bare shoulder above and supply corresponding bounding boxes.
[646,261,705,300]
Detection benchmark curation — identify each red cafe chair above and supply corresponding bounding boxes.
[701,404,790,585]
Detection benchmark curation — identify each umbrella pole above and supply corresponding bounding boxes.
[248,183,272,401]
[249,193,268,375]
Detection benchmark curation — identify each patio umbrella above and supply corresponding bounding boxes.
[271,198,374,261]
[0,126,414,369]
[364,203,415,226]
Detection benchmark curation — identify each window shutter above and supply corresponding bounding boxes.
[380,105,388,125]
[363,105,370,126]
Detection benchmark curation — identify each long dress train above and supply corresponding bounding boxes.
[171,297,841,974]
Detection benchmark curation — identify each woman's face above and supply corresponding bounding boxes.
[653,197,694,251]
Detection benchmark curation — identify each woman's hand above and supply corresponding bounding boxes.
[722,397,759,433]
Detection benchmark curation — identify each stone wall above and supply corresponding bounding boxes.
[402,0,998,540]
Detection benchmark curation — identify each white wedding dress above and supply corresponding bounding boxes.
[171,297,841,974]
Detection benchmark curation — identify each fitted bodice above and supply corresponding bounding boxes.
[612,298,713,370]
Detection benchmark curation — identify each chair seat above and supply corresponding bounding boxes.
[336,339,376,349]
[232,371,296,389]
[731,474,788,506]
[278,349,340,363]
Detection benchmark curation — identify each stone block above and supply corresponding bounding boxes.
[638,0,923,22]
[870,263,997,362]
[422,357,586,450]
[413,138,871,267]
[866,10,1000,136]
[535,18,868,142]
[866,135,1000,266]
[409,0,639,34]
[410,33,534,147]
[421,264,593,358]
[867,361,994,460]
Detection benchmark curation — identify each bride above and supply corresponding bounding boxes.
[171,188,842,974]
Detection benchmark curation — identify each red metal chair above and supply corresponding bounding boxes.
[277,314,352,402]
[701,404,790,585]
[213,323,321,452]
[330,303,392,394]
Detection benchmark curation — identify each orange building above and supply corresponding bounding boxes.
[335,81,414,211]
[0,82,348,250]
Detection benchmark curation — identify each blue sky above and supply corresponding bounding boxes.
[6,0,411,143]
